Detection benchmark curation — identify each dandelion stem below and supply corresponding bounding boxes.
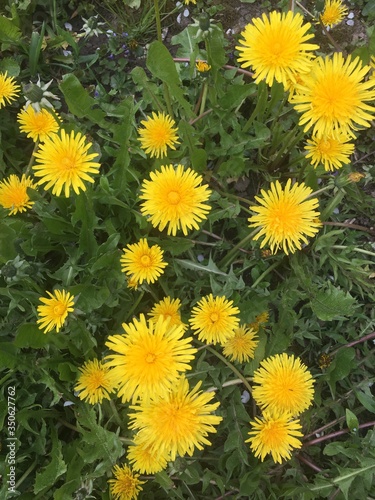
[199,82,209,116]
[153,0,174,118]
[219,229,259,269]
[205,346,253,395]
[205,377,253,393]
[303,421,375,447]
[25,140,39,175]
[251,260,281,289]
[332,244,375,257]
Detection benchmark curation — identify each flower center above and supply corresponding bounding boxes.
[318,139,332,154]
[53,304,66,316]
[210,312,219,323]
[167,191,181,205]
[140,254,151,266]
[145,352,156,364]
[62,156,76,170]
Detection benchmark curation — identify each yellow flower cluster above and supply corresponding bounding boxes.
[246,353,315,463]
[236,8,375,173]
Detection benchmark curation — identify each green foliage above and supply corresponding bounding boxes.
[0,0,375,498]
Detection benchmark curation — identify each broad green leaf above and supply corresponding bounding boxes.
[346,408,359,432]
[146,41,195,118]
[310,284,357,321]
[14,324,49,348]
[175,256,227,276]
[0,57,20,76]
[34,427,67,494]
[354,388,375,413]
[0,342,17,369]
[59,73,107,126]
[328,348,356,386]
[0,15,22,43]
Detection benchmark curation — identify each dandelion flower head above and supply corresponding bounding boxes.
[252,353,315,415]
[348,172,365,183]
[37,289,75,333]
[17,106,60,142]
[32,129,100,197]
[120,238,168,286]
[108,464,145,500]
[305,132,354,171]
[129,376,223,461]
[127,438,170,474]
[248,179,321,255]
[140,164,212,236]
[222,325,259,363]
[245,409,303,463]
[189,293,240,345]
[74,359,117,405]
[0,174,37,215]
[291,53,375,138]
[137,111,179,158]
[196,60,211,72]
[0,72,20,108]
[148,296,186,331]
[236,10,319,88]
[320,0,348,28]
[105,314,197,403]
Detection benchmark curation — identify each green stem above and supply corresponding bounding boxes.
[199,82,209,116]
[269,126,305,170]
[251,260,281,289]
[153,0,174,118]
[153,0,162,42]
[242,82,267,133]
[25,140,40,175]
[205,377,253,393]
[219,229,258,269]
[330,245,375,258]
[320,189,345,221]
[109,399,125,429]
[123,291,145,322]
[15,459,38,490]
[205,346,253,395]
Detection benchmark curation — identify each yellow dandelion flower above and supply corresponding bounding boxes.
[148,296,186,331]
[32,129,100,197]
[37,289,75,333]
[0,174,37,216]
[17,106,60,142]
[256,311,269,324]
[127,438,170,474]
[140,164,212,236]
[348,172,365,182]
[137,111,180,158]
[291,53,375,138]
[248,179,321,255]
[321,0,348,28]
[120,238,168,286]
[318,353,332,369]
[236,10,319,87]
[129,376,222,461]
[184,0,196,5]
[189,293,240,345]
[74,359,117,405]
[105,314,197,403]
[0,72,20,108]
[252,353,315,416]
[222,325,259,363]
[305,132,354,171]
[196,60,211,72]
[245,409,303,464]
[108,464,145,500]
[127,276,139,290]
